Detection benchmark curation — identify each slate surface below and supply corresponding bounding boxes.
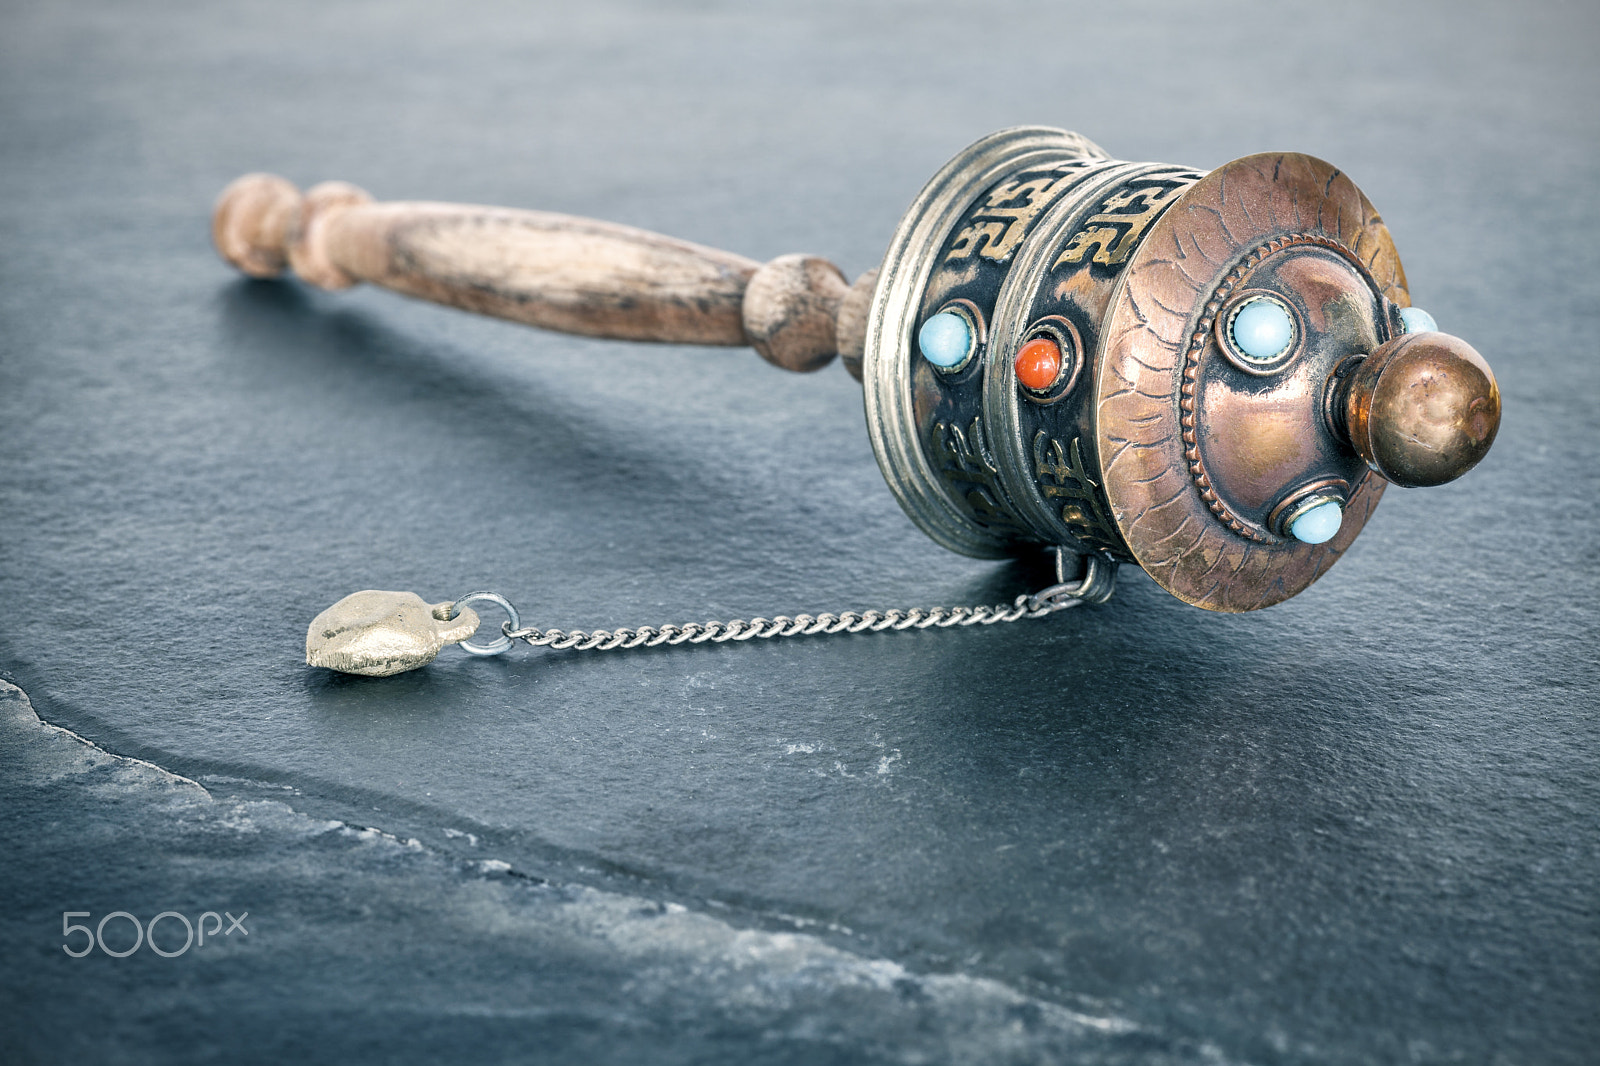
[1,1,1596,1063]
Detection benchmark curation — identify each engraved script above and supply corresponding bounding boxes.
[1053,175,1200,269]
[945,163,1095,265]
[931,418,1027,537]
[1032,432,1123,556]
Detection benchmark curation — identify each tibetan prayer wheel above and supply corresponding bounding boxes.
[215,126,1500,612]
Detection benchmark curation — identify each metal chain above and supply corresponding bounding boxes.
[460,554,1118,657]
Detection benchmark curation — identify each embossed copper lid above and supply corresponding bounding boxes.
[1096,154,1409,612]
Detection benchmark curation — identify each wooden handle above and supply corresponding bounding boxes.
[213,173,873,375]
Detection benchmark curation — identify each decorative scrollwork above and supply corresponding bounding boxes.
[931,418,1028,538]
[1054,173,1203,269]
[945,161,1099,264]
[1031,432,1125,558]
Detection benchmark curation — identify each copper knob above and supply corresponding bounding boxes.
[1340,331,1501,488]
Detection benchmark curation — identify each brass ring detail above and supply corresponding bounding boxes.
[927,297,987,377]
[1017,315,1083,403]
[1215,290,1302,375]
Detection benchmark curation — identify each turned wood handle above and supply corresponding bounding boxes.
[213,173,874,376]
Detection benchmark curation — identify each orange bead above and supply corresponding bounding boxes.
[1014,335,1062,392]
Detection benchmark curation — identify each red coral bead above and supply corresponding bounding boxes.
[1014,335,1062,392]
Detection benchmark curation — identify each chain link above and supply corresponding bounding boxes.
[481,555,1117,656]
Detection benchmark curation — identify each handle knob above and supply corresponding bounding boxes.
[1341,330,1501,488]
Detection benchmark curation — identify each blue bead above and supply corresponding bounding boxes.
[1230,299,1294,362]
[918,312,972,369]
[1398,306,1438,334]
[1290,499,1343,544]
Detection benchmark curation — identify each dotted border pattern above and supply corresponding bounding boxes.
[1095,153,1409,612]
[1180,232,1383,544]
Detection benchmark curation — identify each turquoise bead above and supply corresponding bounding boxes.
[1290,499,1343,544]
[918,312,972,369]
[1398,306,1438,334]
[1230,298,1294,362]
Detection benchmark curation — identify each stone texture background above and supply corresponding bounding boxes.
[1,1,1595,1062]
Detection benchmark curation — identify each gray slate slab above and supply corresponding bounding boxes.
[1,1,1596,1062]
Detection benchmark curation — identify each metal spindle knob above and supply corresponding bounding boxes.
[1341,331,1501,488]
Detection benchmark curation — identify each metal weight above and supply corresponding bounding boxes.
[305,591,480,677]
